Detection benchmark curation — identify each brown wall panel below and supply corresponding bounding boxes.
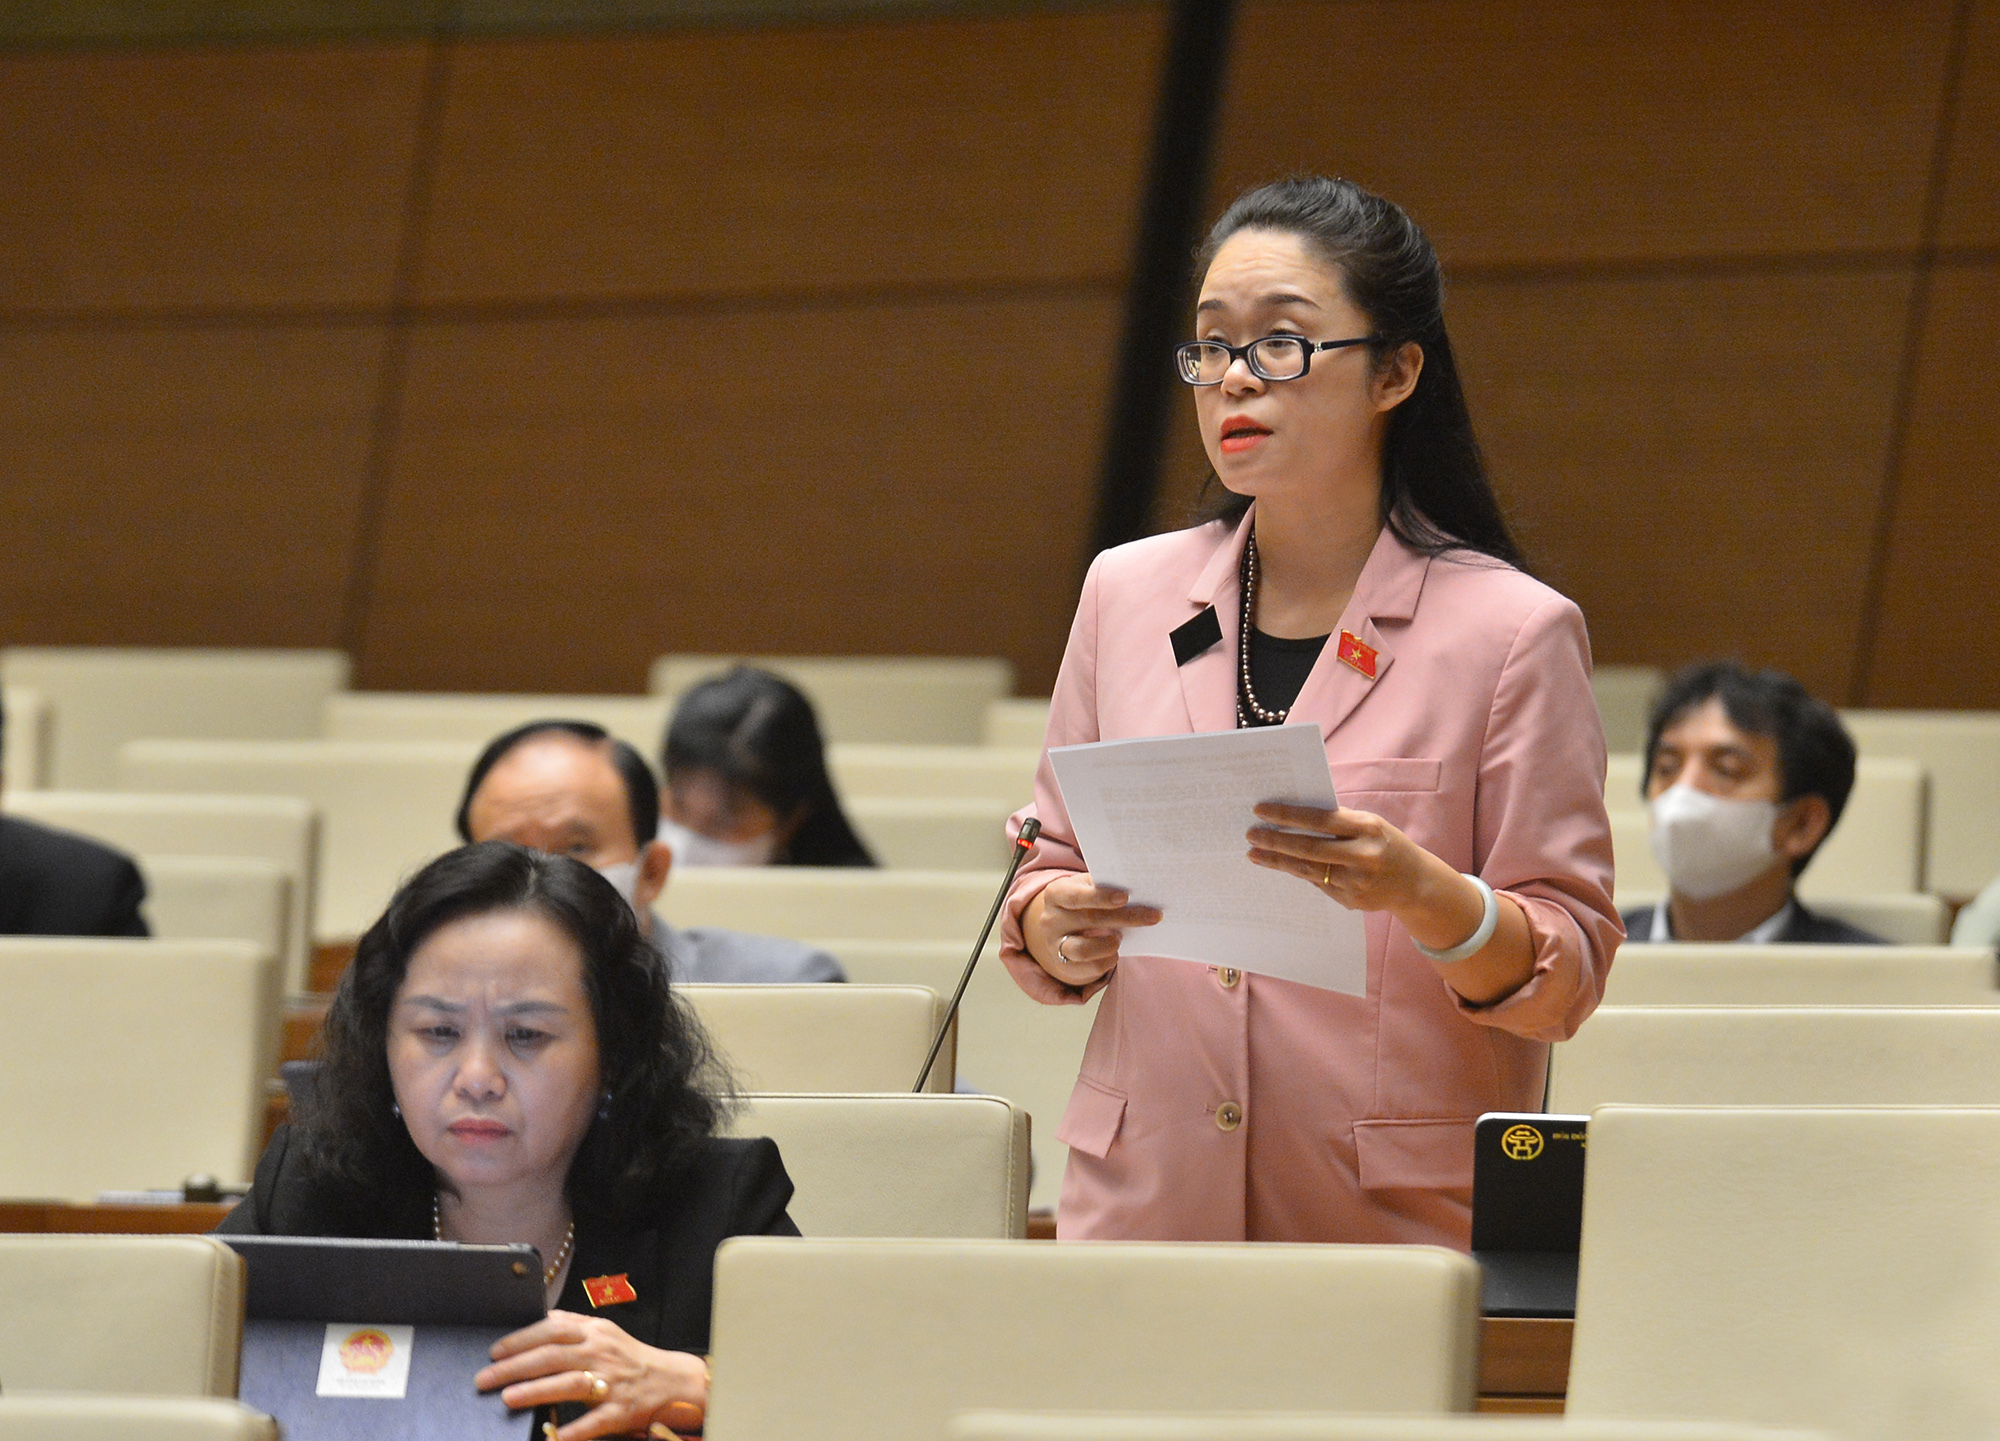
[0,323,387,643]
[1448,267,1915,700]
[0,44,429,315]
[413,8,1163,304]
[1939,0,2000,247]
[353,291,1123,692]
[1861,264,2000,706]
[1210,0,1954,267]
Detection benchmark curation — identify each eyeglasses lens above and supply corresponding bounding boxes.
[1250,337,1305,378]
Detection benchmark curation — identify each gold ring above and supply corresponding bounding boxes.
[1321,865,1333,887]
[583,1371,609,1403]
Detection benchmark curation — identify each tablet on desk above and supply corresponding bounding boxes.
[222,1235,546,1441]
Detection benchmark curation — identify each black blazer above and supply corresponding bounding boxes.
[217,1125,799,1354]
[0,814,148,937]
[1620,901,1885,946]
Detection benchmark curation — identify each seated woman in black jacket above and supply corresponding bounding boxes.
[221,841,796,1440]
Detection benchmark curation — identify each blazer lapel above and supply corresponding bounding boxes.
[1175,509,1254,735]
[1285,527,1430,743]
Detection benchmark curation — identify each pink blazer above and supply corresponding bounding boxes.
[1000,509,1621,1246]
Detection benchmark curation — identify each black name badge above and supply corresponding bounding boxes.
[1170,607,1224,667]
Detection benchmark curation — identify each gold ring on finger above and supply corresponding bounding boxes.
[1321,865,1333,887]
[583,1371,609,1403]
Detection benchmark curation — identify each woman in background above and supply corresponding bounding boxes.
[659,667,876,868]
[221,842,798,1441]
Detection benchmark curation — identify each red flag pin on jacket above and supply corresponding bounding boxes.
[1336,630,1378,679]
[582,1273,638,1308]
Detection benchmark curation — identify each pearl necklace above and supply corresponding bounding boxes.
[433,1195,576,1289]
[1236,530,1288,727]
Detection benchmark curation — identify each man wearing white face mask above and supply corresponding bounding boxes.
[455,721,845,983]
[1624,662,1882,944]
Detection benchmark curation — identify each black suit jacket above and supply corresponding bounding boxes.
[216,1125,799,1355]
[1620,901,1885,945]
[0,814,149,937]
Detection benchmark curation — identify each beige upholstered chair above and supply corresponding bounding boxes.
[0,938,280,1197]
[0,684,51,788]
[649,655,1013,746]
[0,1397,275,1441]
[1567,1105,2000,1440]
[983,696,1052,749]
[1603,755,1927,895]
[828,744,1041,807]
[724,1093,1028,1237]
[681,983,953,1093]
[947,1415,1827,1441]
[136,855,293,990]
[1549,1005,2000,1113]
[1613,891,1951,945]
[0,647,347,789]
[1,792,318,987]
[705,1238,1480,1441]
[846,796,1018,870]
[830,940,1097,1212]
[118,739,474,940]
[1843,709,2000,898]
[323,691,671,753]
[1599,942,1996,1006]
[0,1235,245,1396]
[664,867,999,941]
[1591,664,1664,754]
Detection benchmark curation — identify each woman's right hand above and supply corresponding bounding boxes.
[1025,873,1161,989]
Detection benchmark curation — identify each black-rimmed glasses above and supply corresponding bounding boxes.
[1174,334,1380,385]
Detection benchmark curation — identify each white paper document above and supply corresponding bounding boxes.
[1049,724,1368,994]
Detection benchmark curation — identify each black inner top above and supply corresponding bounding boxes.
[1241,628,1328,725]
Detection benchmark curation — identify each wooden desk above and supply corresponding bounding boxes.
[1477,1317,1571,1413]
[0,1201,233,1233]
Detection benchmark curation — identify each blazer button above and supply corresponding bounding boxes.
[1217,967,1241,988]
[1215,1101,1243,1131]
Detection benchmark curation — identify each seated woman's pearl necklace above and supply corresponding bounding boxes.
[433,1195,576,1288]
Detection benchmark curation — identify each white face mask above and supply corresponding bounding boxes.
[657,818,778,868]
[1647,783,1782,901]
[592,859,645,910]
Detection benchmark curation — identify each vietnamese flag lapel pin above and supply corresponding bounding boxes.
[583,1273,638,1308]
[1336,630,1378,679]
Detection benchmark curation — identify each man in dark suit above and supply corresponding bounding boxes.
[0,693,150,936]
[1623,661,1882,945]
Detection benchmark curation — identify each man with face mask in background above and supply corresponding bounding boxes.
[455,720,845,982]
[1624,662,1882,944]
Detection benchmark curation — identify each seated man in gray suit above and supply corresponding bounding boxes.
[456,719,844,983]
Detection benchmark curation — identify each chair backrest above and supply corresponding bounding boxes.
[323,691,672,754]
[1591,665,1663,753]
[947,1415,1827,1441]
[0,684,52,788]
[137,855,295,990]
[1600,943,1999,1006]
[705,1238,1479,1441]
[984,697,1052,749]
[1567,1105,2000,1440]
[829,940,1098,1213]
[1842,709,2000,898]
[0,648,348,789]
[1,792,318,984]
[0,1234,245,1396]
[650,655,1014,745]
[845,796,1017,870]
[723,1093,1028,1237]
[0,938,281,1197]
[117,739,475,941]
[1613,891,1951,945]
[680,983,953,1093]
[828,743,1041,807]
[1604,755,1927,895]
[662,867,999,942]
[1549,1005,2000,1112]
[0,1397,275,1441]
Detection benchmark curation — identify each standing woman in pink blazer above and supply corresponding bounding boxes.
[999,176,1622,1247]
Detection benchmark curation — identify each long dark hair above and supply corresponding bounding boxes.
[299,842,730,1234]
[663,667,876,868]
[1192,174,1525,570]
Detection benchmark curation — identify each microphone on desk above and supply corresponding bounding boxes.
[912,817,1042,1093]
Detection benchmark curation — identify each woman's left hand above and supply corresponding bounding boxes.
[1247,802,1433,914]
[477,1310,707,1441]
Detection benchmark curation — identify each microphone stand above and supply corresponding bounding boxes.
[913,818,1041,1092]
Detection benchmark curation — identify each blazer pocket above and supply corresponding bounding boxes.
[1352,1116,1476,1191]
[1328,758,1443,794]
[1056,1077,1128,1159]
